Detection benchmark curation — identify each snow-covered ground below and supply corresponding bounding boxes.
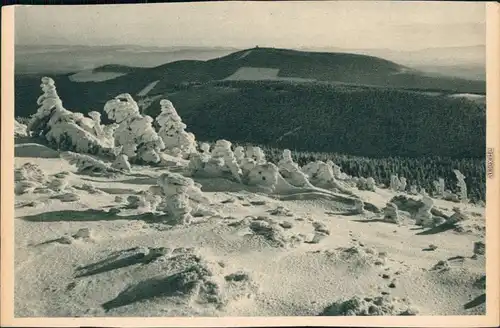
[224,67,316,82]
[137,80,160,97]
[69,70,127,82]
[237,50,253,60]
[448,93,486,102]
[12,142,486,317]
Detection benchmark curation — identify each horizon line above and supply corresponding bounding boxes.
[15,43,486,51]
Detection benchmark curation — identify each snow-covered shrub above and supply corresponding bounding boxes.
[453,170,468,202]
[186,153,207,177]
[87,111,115,149]
[399,177,407,192]
[301,160,342,189]
[61,151,121,175]
[111,154,132,172]
[356,177,367,190]
[126,191,160,212]
[433,178,446,197]
[365,177,376,191]
[301,161,320,179]
[240,156,257,179]
[15,181,39,195]
[313,162,336,184]
[153,172,212,224]
[27,77,113,155]
[447,207,469,225]
[15,119,28,137]
[203,157,226,178]
[246,163,281,191]
[325,160,350,181]
[104,93,165,164]
[155,99,196,159]
[409,185,418,195]
[356,177,376,191]
[353,199,365,214]
[210,140,242,182]
[15,162,47,184]
[47,177,69,192]
[234,146,245,164]
[199,142,211,154]
[186,141,242,182]
[27,77,63,137]
[389,175,406,192]
[382,202,400,224]
[328,160,342,179]
[414,195,434,227]
[389,195,423,213]
[14,162,48,195]
[246,146,266,164]
[249,220,294,248]
[443,190,460,202]
[277,149,311,187]
[14,162,72,195]
[390,175,401,191]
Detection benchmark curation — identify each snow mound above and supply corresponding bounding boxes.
[320,295,418,316]
[60,151,121,175]
[101,248,258,312]
[248,220,301,248]
[15,143,60,159]
[325,245,386,267]
[14,162,76,196]
[15,162,47,184]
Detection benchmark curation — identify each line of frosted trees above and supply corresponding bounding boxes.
[22,77,470,203]
[26,77,196,164]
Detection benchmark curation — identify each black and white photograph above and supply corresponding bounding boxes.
[3,0,498,324]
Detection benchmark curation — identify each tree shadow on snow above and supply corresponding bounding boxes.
[31,237,72,247]
[20,209,170,224]
[195,177,251,193]
[101,267,201,311]
[326,211,362,217]
[448,255,467,262]
[351,218,398,225]
[98,187,139,195]
[75,246,166,278]
[79,175,158,185]
[464,293,486,310]
[415,222,456,235]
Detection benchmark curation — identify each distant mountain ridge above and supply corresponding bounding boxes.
[74,46,484,93]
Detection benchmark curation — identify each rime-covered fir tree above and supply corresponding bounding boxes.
[28,77,113,154]
[104,93,165,164]
[155,99,197,158]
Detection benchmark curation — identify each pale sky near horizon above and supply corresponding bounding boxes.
[15,1,486,51]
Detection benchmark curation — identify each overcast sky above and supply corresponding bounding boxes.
[15,1,486,51]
